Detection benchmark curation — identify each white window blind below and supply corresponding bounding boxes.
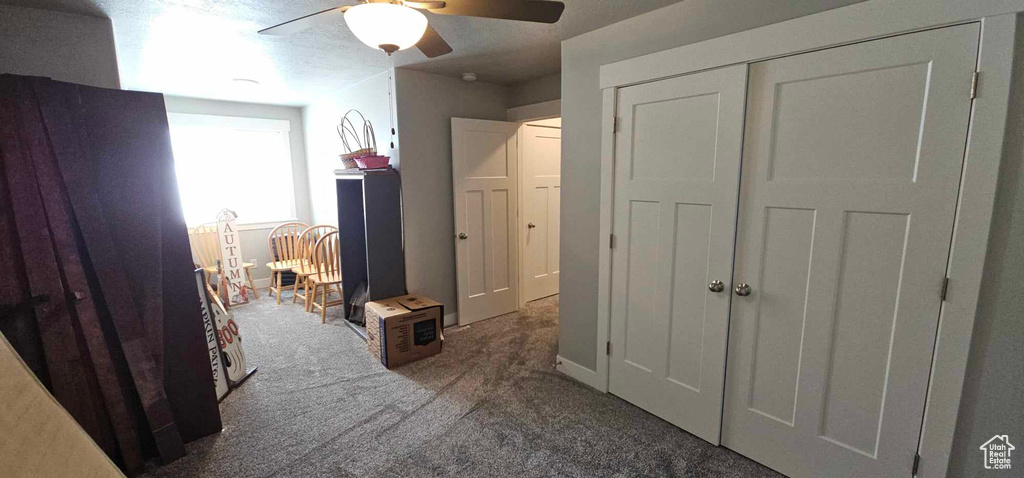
[167,113,296,227]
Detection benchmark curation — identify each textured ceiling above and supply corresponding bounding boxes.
[1,0,681,105]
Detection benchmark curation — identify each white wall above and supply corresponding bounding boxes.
[557,0,867,370]
[394,68,509,316]
[302,70,396,226]
[164,95,312,282]
[947,13,1024,477]
[508,73,560,108]
[0,5,119,89]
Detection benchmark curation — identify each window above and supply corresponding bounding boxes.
[167,113,296,227]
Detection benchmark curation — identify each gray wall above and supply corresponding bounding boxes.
[508,73,561,108]
[394,68,509,317]
[164,95,312,282]
[557,0,867,369]
[0,5,119,89]
[302,70,396,226]
[947,13,1024,477]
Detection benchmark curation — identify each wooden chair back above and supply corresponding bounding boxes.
[297,225,338,264]
[188,223,220,270]
[311,231,342,283]
[267,222,309,264]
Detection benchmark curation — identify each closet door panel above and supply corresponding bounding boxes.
[608,64,747,444]
[722,23,980,478]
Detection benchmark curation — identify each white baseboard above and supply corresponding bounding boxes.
[443,312,458,328]
[556,355,606,392]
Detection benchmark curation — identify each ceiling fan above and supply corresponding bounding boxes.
[258,0,566,58]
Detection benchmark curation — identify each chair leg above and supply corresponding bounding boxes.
[268,270,275,296]
[246,268,259,299]
[321,285,328,324]
[305,280,312,312]
[275,272,283,305]
[308,283,317,313]
[292,275,301,304]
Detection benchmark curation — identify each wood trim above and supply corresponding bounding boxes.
[166,112,291,132]
[599,0,1024,89]
[516,123,527,309]
[506,99,560,123]
[593,88,616,394]
[918,14,1017,478]
[555,355,605,391]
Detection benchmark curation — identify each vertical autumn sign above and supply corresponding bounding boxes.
[217,209,248,306]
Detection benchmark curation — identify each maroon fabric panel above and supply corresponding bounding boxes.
[14,79,147,473]
[0,79,105,442]
[1,74,222,470]
[32,78,187,463]
[37,78,221,446]
[0,115,48,387]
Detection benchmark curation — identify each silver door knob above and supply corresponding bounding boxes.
[527,222,536,229]
[708,280,725,293]
[458,232,468,239]
[734,283,752,296]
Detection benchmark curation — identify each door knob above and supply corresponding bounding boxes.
[708,280,725,293]
[734,283,752,297]
[527,222,536,229]
[458,232,468,239]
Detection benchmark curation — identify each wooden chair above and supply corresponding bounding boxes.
[291,225,338,311]
[188,224,258,301]
[266,221,309,304]
[308,231,344,323]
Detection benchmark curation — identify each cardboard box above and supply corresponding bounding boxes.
[365,295,444,369]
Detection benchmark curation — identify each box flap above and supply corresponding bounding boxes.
[365,298,408,318]
[395,295,441,311]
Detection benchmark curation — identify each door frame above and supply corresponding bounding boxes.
[507,103,562,309]
[585,4,1018,477]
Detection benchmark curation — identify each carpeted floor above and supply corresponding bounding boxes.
[142,292,781,478]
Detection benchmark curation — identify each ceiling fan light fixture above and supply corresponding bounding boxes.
[344,3,428,54]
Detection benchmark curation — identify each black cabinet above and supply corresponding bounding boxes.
[336,169,406,324]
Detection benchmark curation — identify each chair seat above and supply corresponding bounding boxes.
[204,262,254,274]
[266,259,302,271]
[307,271,342,284]
[291,264,317,275]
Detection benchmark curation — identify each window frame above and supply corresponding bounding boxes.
[166,112,298,227]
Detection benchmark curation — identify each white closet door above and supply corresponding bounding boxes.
[609,64,747,444]
[452,118,519,325]
[521,122,561,302]
[722,24,979,478]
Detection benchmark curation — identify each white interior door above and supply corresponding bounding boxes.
[520,119,561,303]
[452,118,519,326]
[722,24,979,478]
[609,64,747,444]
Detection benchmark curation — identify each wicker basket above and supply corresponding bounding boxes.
[337,110,379,169]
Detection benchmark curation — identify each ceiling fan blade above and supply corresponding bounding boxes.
[423,0,564,23]
[258,5,351,35]
[416,25,454,58]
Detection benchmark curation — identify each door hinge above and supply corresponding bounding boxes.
[941,277,950,301]
[912,453,921,476]
[609,234,616,249]
[606,341,612,355]
[970,71,979,99]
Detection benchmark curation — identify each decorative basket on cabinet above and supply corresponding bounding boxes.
[338,109,391,170]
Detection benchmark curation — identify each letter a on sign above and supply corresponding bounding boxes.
[217,209,249,306]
